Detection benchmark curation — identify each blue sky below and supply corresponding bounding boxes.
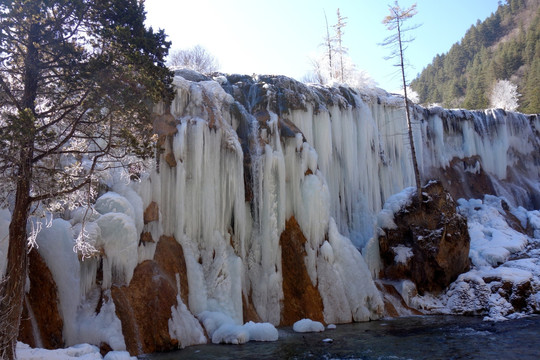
[145,0,501,92]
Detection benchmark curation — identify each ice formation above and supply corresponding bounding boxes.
[0,72,538,356]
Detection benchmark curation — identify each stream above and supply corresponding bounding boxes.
[140,315,540,359]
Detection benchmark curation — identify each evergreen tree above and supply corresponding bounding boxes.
[0,1,173,358]
[411,0,540,112]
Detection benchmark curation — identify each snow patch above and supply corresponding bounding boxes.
[292,318,325,333]
[197,311,278,344]
[392,245,413,264]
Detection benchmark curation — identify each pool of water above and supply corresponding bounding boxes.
[140,315,540,359]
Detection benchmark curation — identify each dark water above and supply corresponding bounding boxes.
[140,315,540,360]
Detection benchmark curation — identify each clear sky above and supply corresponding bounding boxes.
[144,0,501,92]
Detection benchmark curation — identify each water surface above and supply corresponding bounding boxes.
[140,315,540,359]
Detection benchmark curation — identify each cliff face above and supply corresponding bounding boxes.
[416,106,540,209]
[10,73,539,355]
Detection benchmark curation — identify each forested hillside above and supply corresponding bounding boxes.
[411,0,540,113]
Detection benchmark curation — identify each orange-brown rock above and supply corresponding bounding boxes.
[140,232,155,245]
[165,152,177,168]
[379,181,471,294]
[152,112,178,147]
[279,217,325,326]
[112,261,179,355]
[18,249,64,349]
[153,235,189,306]
[112,236,192,355]
[143,202,159,224]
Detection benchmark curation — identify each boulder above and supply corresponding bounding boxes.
[378,181,471,294]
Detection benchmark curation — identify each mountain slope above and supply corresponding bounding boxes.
[411,0,540,113]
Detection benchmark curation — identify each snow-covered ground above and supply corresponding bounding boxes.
[15,342,135,360]
[411,195,540,320]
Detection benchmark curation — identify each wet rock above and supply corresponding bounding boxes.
[280,217,325,326]
[378,181,471,294]
[18,249,64,349]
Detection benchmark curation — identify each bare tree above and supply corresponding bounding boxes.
[381,1,422,204]
[333,8,348,83]
[323,10,335,81]
[168,45,220,73]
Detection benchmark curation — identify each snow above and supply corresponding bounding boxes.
[168,295,207,348]
[392,245,413,265]
[16,342,101,360]
[292,318,325,333]
[197,311,278,344]
[376,187,416,230]
[411,194,540,320]
[75,289,127,351]
[458,196,528,267]
[96,213,138,288]
[16,343,135,360]
[102,352,137,360]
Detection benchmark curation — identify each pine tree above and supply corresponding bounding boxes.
[0,1,173,358]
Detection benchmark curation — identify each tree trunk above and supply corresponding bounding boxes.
[0,21,39,360]
[0,180,31,360]
[397,19,422,204]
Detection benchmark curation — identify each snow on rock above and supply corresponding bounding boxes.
[292,318,325,333]
[376,187,415,230]
[392,245,413,265]
[197,311,278,344]
[378,181,471,294]
[412,195,540,320]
